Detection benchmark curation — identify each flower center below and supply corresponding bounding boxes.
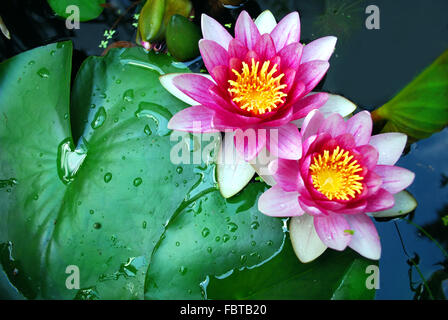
[228,58,287,115]
[309,146,364,201]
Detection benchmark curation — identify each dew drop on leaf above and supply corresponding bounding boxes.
[201,227,210,238]
[91,107,107,129]
[133,177,143,187]
[37,67,50,78]
[104,172,112,183]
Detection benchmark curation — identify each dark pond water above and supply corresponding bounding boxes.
[0,0,447,299]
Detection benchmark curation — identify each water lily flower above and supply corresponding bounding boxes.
[258,110,416,261]
[160,10,346,161]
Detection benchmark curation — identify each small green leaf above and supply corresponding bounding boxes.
[137,0,192,43]
[166,14,201,61]
[372,49,448,141]
[47,0,106,22]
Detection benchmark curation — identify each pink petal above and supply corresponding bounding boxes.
[346,111,373,146]
[369,133,407,165]
[210,65,229,88]
[211,111,261,130]
[298,196,326,216]
[301,109,325,140]
[266,124,302,160]
[314,214,352,251]
[365,188,395,212]
[374,165,415,194]
[291,92,329,120]
[301,36,337,63]
[318,113,346,137]
[172,74,216,107]
[233,128,267,161]
[201,14,233,50]
[271,158,300,192]
[353,144,379,170]
[346,214,381,260]
[234,10,261,50]
[295,60,330,96]
[258,107,294,128]
[364,171,383,196]
[282,68,297,94]
[228,38,248,60]
[258,185,304,217]
[168,105,217,133]
[270,12,300,51]
[278,42,303,71]
[254,33,276,61]
[199,39,229,73]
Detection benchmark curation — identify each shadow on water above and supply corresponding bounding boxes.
[1,0,447,299]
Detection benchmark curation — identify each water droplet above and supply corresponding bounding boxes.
[134,102,173,136]
[250,221,260,230]
[90,104,96,109]
[37,67,50,78]
[240,255,247,264]
[91,107,107,129]
[227,222,238,232]
[33,194,39,200]
[222,234,230,243]
[215,236,221,242]
[175,241,180,247]
[142,221,147,229]
[28,60,35,65]
[178,266,187,275]
[123,89,134,102]
[104,172,112,183]
[251,240,256,246]
[57,138,87,185]
[207,247,213,254]
[176,166,183,174]
[201,227,210,238]
[266,240,273,246]
[93,222,102,229]
[133,177,143,187]
[143,125,152,136]
[89,209,94,215]
[115,79,122,84]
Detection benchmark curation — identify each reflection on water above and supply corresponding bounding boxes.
[0,0,447,299]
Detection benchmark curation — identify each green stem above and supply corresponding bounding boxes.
[406,219,448,259]
[408,258,435,300]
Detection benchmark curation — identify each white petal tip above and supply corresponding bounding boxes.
[217,137,255,198]
[254,10,277,35]
[290,215,327,263]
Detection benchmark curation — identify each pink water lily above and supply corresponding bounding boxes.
[258,110,415,260]
[161,10,339,160]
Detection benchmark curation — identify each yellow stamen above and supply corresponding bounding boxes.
[228,58,287,115]
[309,146,364,201]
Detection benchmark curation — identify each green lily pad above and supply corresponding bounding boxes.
[206,238,377,300]
[47,0,106,22]
[372,49,448,141]
[0,42,285,299]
